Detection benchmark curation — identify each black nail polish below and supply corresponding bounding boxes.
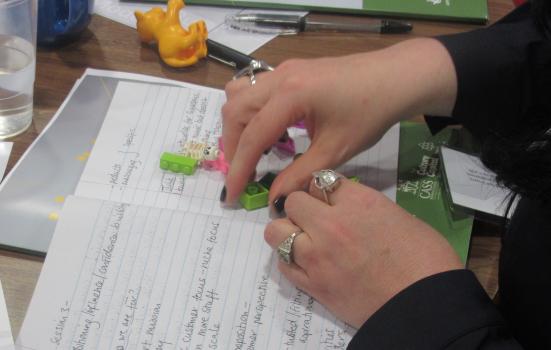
[273,196,287,214]
[259,172,277,190]
[293,152,303,161]
[220,186,227,202]
[263,147,272,155]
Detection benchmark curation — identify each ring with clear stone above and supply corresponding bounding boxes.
[312,169,344,205]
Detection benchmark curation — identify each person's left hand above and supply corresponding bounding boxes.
[264,174,463,328]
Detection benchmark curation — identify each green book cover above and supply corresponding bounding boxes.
[396,122,474,264]
[182,0,488,23]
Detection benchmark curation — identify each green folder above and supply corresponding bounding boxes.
[396,122,474,264]
[183,0,488,23]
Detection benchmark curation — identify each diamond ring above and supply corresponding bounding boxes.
[232,60,274,86]
[277,230,304,264]
[312,169,344,205]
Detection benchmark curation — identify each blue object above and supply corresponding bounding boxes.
[37,0,94,46]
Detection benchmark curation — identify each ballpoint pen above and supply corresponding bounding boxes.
[206,38,272,71]
[206,39,274,87]
[225,13,413,35]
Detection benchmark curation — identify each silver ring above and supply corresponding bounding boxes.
[312,169,344,205]
[232,60,274,86]
[277,230,304,264]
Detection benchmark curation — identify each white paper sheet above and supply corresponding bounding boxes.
[17,196,353,349]
[440,146,512,217]
[0,143,12,182]
[94,0,306,54]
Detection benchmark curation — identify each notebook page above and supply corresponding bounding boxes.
[75,81,398,218]
[17,196,353,349]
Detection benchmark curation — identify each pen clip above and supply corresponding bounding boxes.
[207,53,237,69]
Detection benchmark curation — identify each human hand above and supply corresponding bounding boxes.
[222,38,457,205]
[264,175,462,328]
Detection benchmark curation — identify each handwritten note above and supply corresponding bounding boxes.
[18,196,353,349]
[75,82,230,218]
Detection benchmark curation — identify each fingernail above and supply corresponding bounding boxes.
[273,196,286,214]
[293,153,303,161]
[263,147,271,155]
[220,186,227,202]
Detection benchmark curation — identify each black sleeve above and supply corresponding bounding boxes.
[431,3,549,139]
[348,270,522,349]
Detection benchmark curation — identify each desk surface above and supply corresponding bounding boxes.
[1,0,513,338]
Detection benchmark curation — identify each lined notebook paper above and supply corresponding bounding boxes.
[18,196,353,349]
[18,78,399,348]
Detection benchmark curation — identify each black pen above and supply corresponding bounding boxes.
[226,14,413,35]
[206,39,261,70]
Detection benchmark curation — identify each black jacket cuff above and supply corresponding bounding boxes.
[348,270,518,349]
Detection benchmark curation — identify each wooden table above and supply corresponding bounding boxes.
[0,0,513,338]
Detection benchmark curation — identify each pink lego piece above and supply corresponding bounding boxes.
[274,137,295,155]
[294,120,305,129]
[202,150,229,175]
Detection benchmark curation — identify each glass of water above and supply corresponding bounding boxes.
[0,0,36,139]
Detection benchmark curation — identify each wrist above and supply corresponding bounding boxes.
[359,38,458,123]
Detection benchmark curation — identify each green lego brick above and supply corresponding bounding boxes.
[159,152,198,175]
[239,182,269,210]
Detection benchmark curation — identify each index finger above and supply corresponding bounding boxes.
[221,75,272,164]
[224,92,304,203]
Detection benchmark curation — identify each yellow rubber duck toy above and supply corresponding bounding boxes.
[135,0,208,68]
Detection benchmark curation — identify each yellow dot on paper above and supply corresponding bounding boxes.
[76,151,91,161]
[54,196,65,203]
[48,212,59,221]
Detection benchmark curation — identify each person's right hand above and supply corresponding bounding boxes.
[221,38,457,205]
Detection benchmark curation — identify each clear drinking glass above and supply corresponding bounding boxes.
[0,0,36,139]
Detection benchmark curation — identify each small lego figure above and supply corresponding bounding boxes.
[159,139,229,175]
[182,141,229,174]
[182,141,219,162]
[135,0,208,68]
